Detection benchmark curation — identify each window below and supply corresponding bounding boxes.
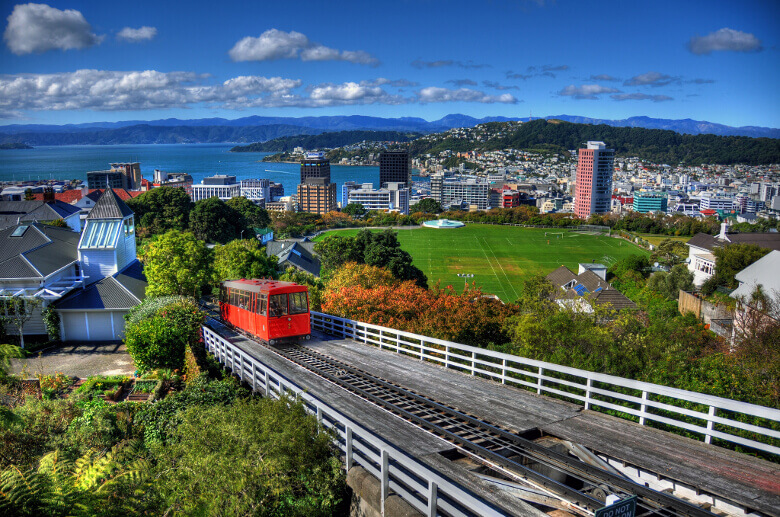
[81,220,120,248]
[268,294,287,318]
[124,216,134,236]
[257,295,267,315]
[289,292,308,315]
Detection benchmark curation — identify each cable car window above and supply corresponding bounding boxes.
[230,290,237,306]
[268,294,287,318]
[257,295,267,315]
[239,291,248,310]
[289,292,308,315]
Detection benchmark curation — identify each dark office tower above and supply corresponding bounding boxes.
[300,152,331,184]
[379,150,411,187]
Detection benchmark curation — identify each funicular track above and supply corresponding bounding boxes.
[231,325,717,517]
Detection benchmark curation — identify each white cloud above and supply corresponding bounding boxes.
[589,74,619,82]
[611,93,673,102]
[558,84,620,99]
[688,28,762,55]
[0,71,525,115]
[4,3,102,55]
[117,26,157,43]
[228,29,378,65]
[417,87,518,104]
[624,72,677,87]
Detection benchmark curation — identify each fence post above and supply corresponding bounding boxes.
[445,346,450,369]
[381,449,389,516]
[345,426,353,473]
[379,328,384,350]
[639,391,648,425]
[537,367,544,394]
[705,406,717,444]
[501,358,507,384]
[584,378,593,410]
[251,362,256,392]
[264,369,270,397]
[427,480,438,517]
[471,351,476,375]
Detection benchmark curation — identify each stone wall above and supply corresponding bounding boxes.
[347,466,422,517]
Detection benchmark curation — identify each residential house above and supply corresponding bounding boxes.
[266,239,321,277]
[0,200,82,232]
[546,265,637,313]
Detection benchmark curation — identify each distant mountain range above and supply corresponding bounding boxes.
[0,114,776,145]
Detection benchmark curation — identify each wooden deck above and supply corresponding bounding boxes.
[307,332,780,517]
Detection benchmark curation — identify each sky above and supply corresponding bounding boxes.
[0,0,778,128]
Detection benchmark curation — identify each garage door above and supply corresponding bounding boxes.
[87,312,115,341]
[61,312,89,342]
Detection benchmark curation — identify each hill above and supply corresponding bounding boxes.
[408,119,780,165]
[230,130,423,152]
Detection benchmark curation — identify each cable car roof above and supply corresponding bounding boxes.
[222,278,307,294]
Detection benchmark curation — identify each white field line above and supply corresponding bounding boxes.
[473,236,508,299]
[481,237,520,300]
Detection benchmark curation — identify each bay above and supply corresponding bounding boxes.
[0,143,381,204]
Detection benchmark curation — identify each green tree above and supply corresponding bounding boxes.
[141,231,213,298]
[126,186,193,234]
[226,196,271,229]
[213,239,277,281]
[412,198,442,214]
[24,189,34,201]
[124,297,204,373]
[2,297,42,349]
[154,397,344,516]
[651,239,689,267]
[189,197,246,244]
[647,264,694,300]
[341,202,367,217]
[701,243,770,295]
[279,267,325,311]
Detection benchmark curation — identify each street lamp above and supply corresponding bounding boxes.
[457,273,474,290]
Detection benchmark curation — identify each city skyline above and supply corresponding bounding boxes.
[0,0,778,128]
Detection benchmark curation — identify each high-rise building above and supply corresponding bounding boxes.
[240,179,270,206]
[297,179,337,215]
[632,191,668,213]
[191,175,241,201]
[347,182,409,215]
[86,162,142,190]
[574,141,614,219]
[300,152,331,184]
[379,150,411,187]
[298,153,336,214]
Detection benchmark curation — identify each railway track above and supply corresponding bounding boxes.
[265,339,714,517]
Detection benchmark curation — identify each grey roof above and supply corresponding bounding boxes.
[87,188,134,219]
[730,250,780,301]
[590,289,638,310]
[55,260,146,310]
[687,232,780,252]
[0,200,80,230]
[577,270,608,293]
[546,266,578,287]
[266,240,321,277]
[0,224,79,280]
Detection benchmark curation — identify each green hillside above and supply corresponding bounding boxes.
[230,130,422,152]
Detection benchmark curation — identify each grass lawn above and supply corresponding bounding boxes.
[633,233,690,246]
[315,225,649,302]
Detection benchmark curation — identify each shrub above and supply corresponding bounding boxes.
[124,297,204,374]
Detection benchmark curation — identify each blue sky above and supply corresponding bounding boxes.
[1,0,778,127]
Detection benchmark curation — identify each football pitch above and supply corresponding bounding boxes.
[315,225,649,302]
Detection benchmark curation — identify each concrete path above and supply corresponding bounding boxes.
[10,342,135,378]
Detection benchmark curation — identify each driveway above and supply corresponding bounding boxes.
[10,342,136,378]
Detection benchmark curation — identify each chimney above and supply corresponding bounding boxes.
[718,221,729,240]
[43,186,55,203]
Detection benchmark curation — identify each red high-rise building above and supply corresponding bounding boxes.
[574,141,614,219]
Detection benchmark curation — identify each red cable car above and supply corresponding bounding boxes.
[219,279,311,344]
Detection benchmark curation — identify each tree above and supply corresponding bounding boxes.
[213,239,277,281]
[24,189,34,201]
[124,298,204,372]
[126,186,192,235]
[279,267,325,311]
[342,202,367,217]
[647,264,694,300]
[651,239,689,267]
[188,197,246,244]
[154,398,344,516]
[141,231,213,298]
[225,196,271,229]
[2,297,42,349]
[412,198,442,214]
[701,243,770,295]
[325,263,398,292]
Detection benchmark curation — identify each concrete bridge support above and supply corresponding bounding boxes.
[347,466,423,517]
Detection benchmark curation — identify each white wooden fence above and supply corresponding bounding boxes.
[201,324,507,517]
[310,312,780,458]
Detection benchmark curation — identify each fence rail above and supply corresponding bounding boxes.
[310,312,780,458]
[201,324,506,517]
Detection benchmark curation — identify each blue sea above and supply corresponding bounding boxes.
[0,144,386,204]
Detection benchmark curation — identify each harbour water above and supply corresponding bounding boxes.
[0,144,385,204]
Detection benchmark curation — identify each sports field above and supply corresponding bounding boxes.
[315,225,649,302]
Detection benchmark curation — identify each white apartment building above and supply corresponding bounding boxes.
[431,173,491,210]
[240,178,270,205]
[347,182,409,215]
[190,175,241,202]
[699,192,734,212]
